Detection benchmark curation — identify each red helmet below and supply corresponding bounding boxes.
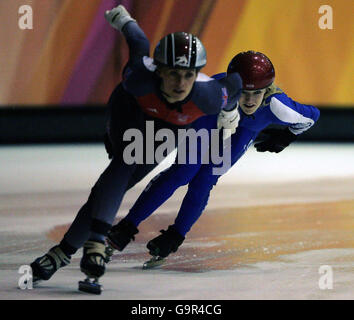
[227,51,275,90]
[153,32,207,70]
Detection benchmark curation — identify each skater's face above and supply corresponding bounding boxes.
[158,67,198,103]
[239,89,267,115]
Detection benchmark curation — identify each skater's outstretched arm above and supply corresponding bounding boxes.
[105,5,149,63]
[104,5,156,97]
[254,90,320,153]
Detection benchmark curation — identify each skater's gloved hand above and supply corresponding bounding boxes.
[254,127,297,153]
[147,226,185,258]
[104,133,114,159]
[107,219,139,251]
[104,5,136,31]
[217,104,240,140]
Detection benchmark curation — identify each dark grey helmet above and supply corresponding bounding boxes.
[153,32,207,70]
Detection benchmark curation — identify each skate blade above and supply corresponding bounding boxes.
[142,256,165,269]
[78,280,102,295]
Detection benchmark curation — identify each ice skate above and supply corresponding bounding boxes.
[30,245,71,284]
[78,240,111,295]
[104,243,114,263]
[142,255,165,269]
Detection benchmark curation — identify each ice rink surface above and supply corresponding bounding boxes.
[0,142,353,300]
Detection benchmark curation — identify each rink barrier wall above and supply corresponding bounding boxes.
[0,106,353,144]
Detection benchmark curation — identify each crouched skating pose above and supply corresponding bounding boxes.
[107,50,320,268]
[29,5,242,293]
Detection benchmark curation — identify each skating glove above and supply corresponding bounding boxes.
[104,5,136,31]
[217,104,240,140]
[107,219,139,251]
[254,127,297,153]
[147,225,185,258]
[103,133,113,159]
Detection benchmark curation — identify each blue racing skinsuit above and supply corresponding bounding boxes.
[122,74,320,237]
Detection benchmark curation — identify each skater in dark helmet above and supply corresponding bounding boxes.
[107,50,320,268]
[29,5,242,293]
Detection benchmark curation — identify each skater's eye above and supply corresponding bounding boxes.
[168,71,181,80]
[184,72,195,79]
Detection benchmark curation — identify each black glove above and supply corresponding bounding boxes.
[147,225,185,258]
[104,133,114,159]
[107,219,139,251]
[254,127,297,153]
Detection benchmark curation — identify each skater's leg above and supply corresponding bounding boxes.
[63,158,137,248]
[30,159,136,282]
[122,116,216,226]
[173,127,259,236]
[107,116,216,250]
[112,162,202,265]
[124,162,202,226]
[108,156,203,251]
[174,165,220,236]
[126,163,158,190]
[102,163,160,251]
[73,159,138,290]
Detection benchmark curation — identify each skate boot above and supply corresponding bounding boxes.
[107,219,139,251]
[143,226,185,269]
[78,240,110,294]
[30,245,71,284]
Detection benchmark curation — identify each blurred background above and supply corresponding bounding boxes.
[0,0,353,143]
